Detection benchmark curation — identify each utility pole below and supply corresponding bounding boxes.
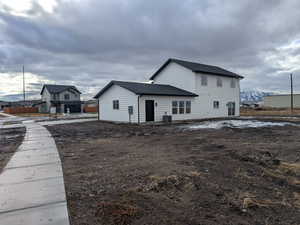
[23,65,25,103]
[290,73,294,113]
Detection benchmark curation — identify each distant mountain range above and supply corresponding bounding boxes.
[240,90,274,103]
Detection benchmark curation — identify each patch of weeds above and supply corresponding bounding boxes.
[96,201,140,225]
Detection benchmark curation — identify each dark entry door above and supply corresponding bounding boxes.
[145,100,155,122]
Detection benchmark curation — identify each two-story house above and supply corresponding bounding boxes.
[40,84,82,113]
[94,58,244,123]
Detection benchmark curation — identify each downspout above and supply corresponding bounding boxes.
[137,95,140,124]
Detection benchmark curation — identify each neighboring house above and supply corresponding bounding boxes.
[40,84,82,113]
[94,58,244,123]
[263,94,300,108]
[0,101,10,110]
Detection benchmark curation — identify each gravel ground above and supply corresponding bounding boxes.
[47,120,300,225]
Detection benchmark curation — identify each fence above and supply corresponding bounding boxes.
[4,107,39,114]
[83,106,98,113]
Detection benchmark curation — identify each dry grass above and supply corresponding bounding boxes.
[242,197,291,209]
[293,192,300,208]
[263,166,300,187]
[240,108,300,116]
[279,162,300,173]
[96,201,139,225]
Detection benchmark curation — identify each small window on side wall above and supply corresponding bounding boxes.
[172,101,178,114]
[201,75,207,86]
[230,79,236,88]
[179,101,185,114]
[217,77,222,87]
[186,101,191,113]
[113,100,119,110]
[64,94,70,100]
[213,101,219,109]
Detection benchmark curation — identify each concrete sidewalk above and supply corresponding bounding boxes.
[0,122,70,225]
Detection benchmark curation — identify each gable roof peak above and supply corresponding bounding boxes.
[150,58,244,80]
[41,84,81,95]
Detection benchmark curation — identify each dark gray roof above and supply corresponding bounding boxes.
[94,81,198,98]
[41,84,81,95]
[150,58,244,80]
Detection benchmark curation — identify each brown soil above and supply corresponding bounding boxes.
[47,120,300,225]
[0,127,25,172]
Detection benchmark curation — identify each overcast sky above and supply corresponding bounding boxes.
[1,0,300,101]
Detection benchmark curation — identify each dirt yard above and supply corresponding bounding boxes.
[0,127,25,172]
[47,120,300,225]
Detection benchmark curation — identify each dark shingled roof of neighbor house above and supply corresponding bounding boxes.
[150,58,244,80]
[41,84,81,95]
[94,81,198,98]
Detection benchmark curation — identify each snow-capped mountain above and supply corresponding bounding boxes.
[240,90,274,103]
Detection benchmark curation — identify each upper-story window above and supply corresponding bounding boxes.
[217,77,222,87]
[201,75,208,86]
[230,78,236,88]
[64,94,70,100]
[52,94,59,100]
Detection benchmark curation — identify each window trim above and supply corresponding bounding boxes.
[217,77,222,87]
[64,94,70,100]
[230,78,236,88]
[113,100,119,110]
[179,101,185,114]
[201,75,208,86]
[186,101,191,114]
[172,101,178,114]
[213,101,219,109]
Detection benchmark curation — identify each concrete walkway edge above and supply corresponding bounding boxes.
[0,121,70,225]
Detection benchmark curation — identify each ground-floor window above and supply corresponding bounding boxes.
[113,100,119,110]
[213,101,219,109]
[172,100,191,114]
[172,101,178,114]
[179,101,185,114]
[186,101,191,113]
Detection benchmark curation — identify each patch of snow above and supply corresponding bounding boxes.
[185,120,295,130]
[58,113,97,119]
[38,118,97,126]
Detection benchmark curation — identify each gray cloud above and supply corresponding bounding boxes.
[1,0,300,100]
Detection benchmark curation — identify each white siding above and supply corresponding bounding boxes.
[139,96,195,122]
[152,62,197,92]
[59,90,81,101]
[41,88,51,113]
[193,73,240,117]
[98,85,138,122]
[264,95,300,108]
[153,63,241,119]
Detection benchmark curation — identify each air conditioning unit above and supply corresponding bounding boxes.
[162,115,172,123]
